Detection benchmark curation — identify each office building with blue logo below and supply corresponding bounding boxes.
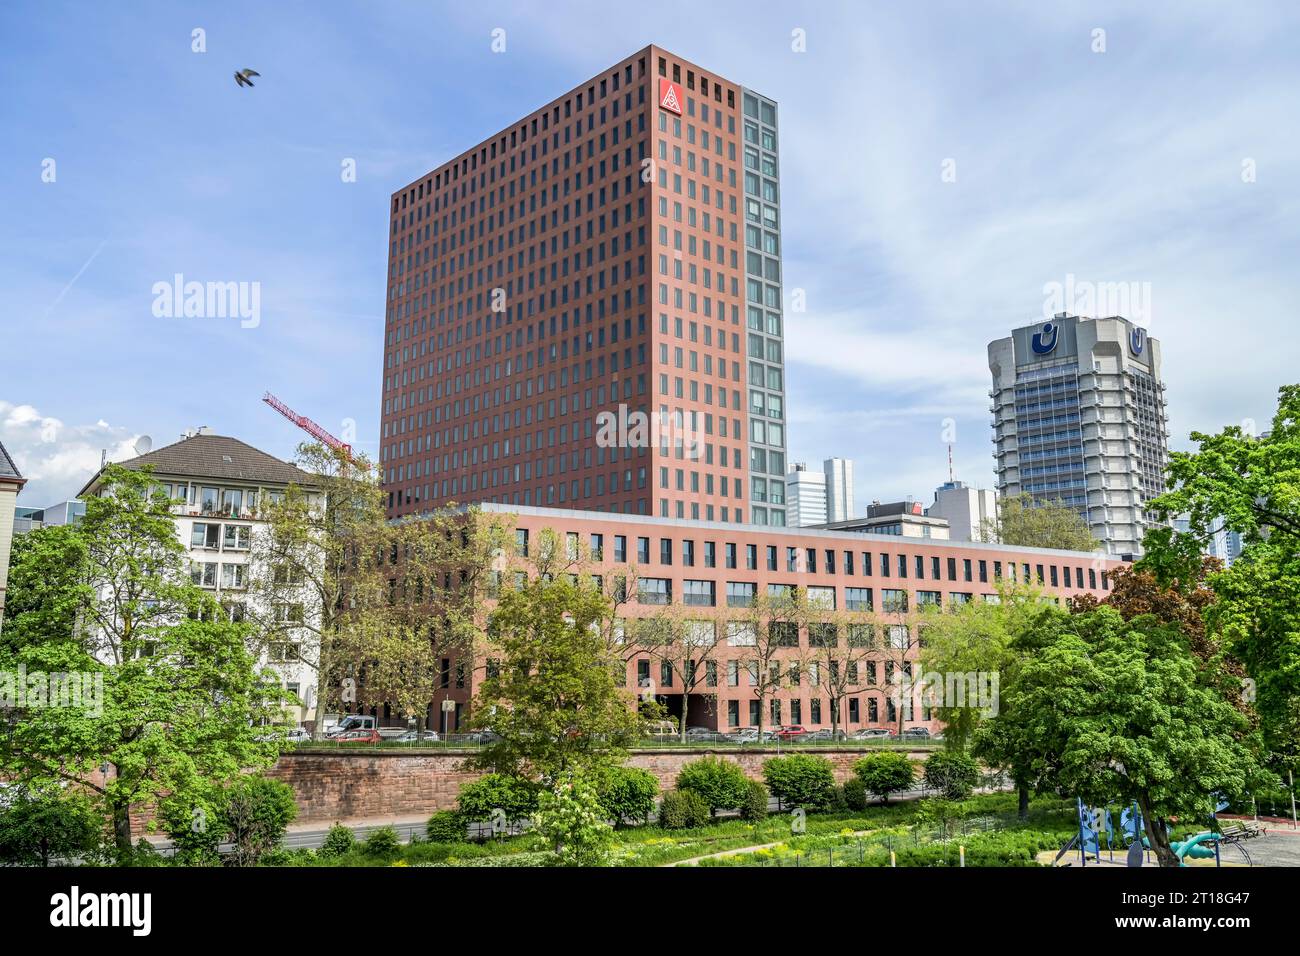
[987,313,1169,556]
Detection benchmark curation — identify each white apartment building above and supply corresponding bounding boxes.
[988,313,1169,556]
[786,463,827,527]
[928,480,998,542]
[823,457,855,523]
[78,431,322,724]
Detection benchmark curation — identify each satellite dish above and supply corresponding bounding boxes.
[134,435,153,455]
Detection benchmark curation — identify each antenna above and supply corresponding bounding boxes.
[948,443,954,483]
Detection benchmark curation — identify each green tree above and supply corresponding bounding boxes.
[922,750,979,800]
[0,465,286,858]
[245,443,386,738]
[469,575,640,780]
[917,582,1043,752]
[980,492,1099,552]
[852,752,916,804]
[221,776,298,867]
[534,770,615,866]
[0,785,105,866]
[1149,384,1300,775]
[997,606,1267,867]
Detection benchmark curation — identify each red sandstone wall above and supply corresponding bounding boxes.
[266,748,934,823]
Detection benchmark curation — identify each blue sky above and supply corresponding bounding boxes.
[3,0,1298,510]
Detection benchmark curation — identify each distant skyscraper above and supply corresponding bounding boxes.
[988,313,1169,556]
[823,457,854,523]
[786,462,827,527]
[928,480,997,542]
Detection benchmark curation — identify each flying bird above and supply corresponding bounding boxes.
[234,68,260,88]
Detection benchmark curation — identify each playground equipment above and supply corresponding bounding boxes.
[1055,796,1259,866]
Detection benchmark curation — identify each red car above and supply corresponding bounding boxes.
[331,728,382,744]
[774,725,808,740]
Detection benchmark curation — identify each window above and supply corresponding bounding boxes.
[590,533,604,560]
[848,623,874,648]
[888,624,909,649]
[727,621,757,646]
[806,585,836,610]
[809,623,838,647]
[273,603,305,625]
[221,488,244,517]
[191,523,220,549]
[614,535,627,562]
[515,528,529,556]
[682,579,716,606]
[638,577,672,605]
[769,621,799,647]
[845,587,873,612]
[220,563,246,590]
[726,581,756,607]
[637,536,650,563]
[222,524,251,550]
[191,561,217,588]
[917,590,942,607]
[881,589,909,613]
[273,562,304,585]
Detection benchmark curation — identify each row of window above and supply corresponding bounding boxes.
[514,528,1109,591]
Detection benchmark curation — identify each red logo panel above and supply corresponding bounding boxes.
[658,78,682,115]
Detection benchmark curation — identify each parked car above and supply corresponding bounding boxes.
[456,730,501,744]
[774,725,808,740]
[326,714,378,738]
[804,728,847,741]
[331,728,382,744]
[851,728,896,740]
[724,727,760,744]
[901,727,932,738]
[392,730,440,743]
[254,726,313,744]
[685,726,721,741]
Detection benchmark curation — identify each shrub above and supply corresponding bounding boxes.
[923,751,980,800]
[319,823,356,858]
[740,779,769,821]
[456,774,540,825]
[0,788,106,868]
[593,765,659,827]
[762,754,837,811]
[425,810,465,844]
[853,752,917,804]
[158,792,223,866]
[842,777,869,811]
[659,789,711,829]
[363,825,402,858]
[675,756,750,816]
[222,776,299,867]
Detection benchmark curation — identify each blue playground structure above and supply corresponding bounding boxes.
[1055,796,1260,867]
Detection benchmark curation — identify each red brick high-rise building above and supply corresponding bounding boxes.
[379,45,790,527]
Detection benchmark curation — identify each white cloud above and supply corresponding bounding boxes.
[0,401,146,505]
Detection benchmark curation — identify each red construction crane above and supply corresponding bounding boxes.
[262,392,352,460]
